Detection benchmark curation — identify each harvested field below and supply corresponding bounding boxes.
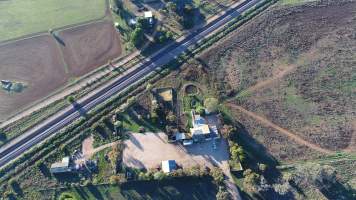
[58,21,122,77]
[0,35,67,120]
[0,21,122,121]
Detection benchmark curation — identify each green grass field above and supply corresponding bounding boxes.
[0,0,106,41]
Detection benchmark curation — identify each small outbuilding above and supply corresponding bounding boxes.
[161,160,176,173]
[50,157,71,174]
[144,11,153,18]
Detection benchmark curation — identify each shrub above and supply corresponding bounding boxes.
[258,163,268,174]
[67,96,75,104]
[216,186,230,200]
[210,167,224,185]
[153,171,166,180]
[59,192,77,200]
[109,175,126,184]
[131,27,144,47]
[204,97,219,113]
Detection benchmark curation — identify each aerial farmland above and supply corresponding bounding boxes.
[0,0,122,121]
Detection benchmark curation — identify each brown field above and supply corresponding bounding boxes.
[0,35,67,120]
[58,20,122,77]
[200,0,356,155]
[0,20,122,121]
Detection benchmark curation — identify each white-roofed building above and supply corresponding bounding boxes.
[50,157,71,174]
[161,160,176,173]
[144,11,153,18]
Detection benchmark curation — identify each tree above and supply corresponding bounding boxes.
[154,171,166,180]
[230,142,245,162]
[210,167,224,185]
[166,111,176,124]
[110,175,125,184]
[258,163,268,174]
[221,124,236,139]
[0,131,6,141]
[167,2,177,12]
[83,179,92,186]
[114,121,122,134]
[67,95,75,104]
[243,171,260,194]
[108,144,122,173]
[293,164,337,189]
[184,4,194,15]
[196,106,205,115]
[204,97,219,113]
[131,27,144,47]
[146,83,153,91]
[126,96,135,105]
[59,192,77,200]
[216,186,230,200]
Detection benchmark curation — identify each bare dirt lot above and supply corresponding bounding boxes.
[58,20,122,77]
[0,35,67,119]
[123,132,229,169]
[0,20,122,121]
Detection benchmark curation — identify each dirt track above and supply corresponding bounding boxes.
[227,103,332,154]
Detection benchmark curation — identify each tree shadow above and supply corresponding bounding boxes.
[72,101,87,118]
[11,181,23,197]
[234,122,278,169]
[319,180,355,200]
[0,132,7,142]
[73,186,89,200]
[53,33,66,46]
[87,184,104,200]
[38,163,52,178]
[54,172,81,183]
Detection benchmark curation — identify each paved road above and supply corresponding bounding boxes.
[0,0,262,180]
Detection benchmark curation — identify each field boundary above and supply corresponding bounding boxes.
[0,0,110,46]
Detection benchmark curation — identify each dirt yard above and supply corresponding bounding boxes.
[0,20,122,121]
[58,20,122,77]
[123,132,229,169]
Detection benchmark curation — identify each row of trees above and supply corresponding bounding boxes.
[163,0,196,29]
[108,143,123,174]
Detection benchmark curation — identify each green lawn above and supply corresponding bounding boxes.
[0,0,106,41]
[121,109,161,133]
[57,177,217,200]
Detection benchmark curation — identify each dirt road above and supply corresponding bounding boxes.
[242,64,296,95]
[227,103,333,154]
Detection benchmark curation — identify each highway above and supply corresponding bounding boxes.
[0,0,262,170]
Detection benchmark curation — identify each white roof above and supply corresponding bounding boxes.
[144,11,153,18]
[175,132,186,140]
[183,140,193,146]
[162,160,176,173]
[190,125,210,135]
[62,157,70,164]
